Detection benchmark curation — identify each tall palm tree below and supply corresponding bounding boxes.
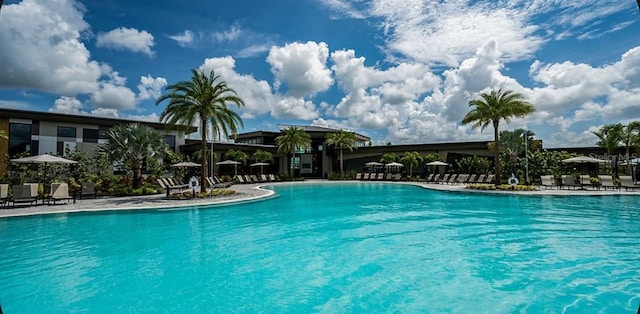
[157,69,244,192]
[98,123,169,189]
[325,130,358,177]
[461,89,535,184]
[592,123,624,175]
[400,151,423,177]
[275,126,311,177]
[622,121,640,177]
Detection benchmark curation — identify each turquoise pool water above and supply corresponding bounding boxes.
[0,182,639,312]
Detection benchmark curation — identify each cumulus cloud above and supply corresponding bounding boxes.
[137,75,167,101]
[0,0,101,94]
[96,27,155,56]
[90,83,137,110]
[49,96,85,114]
[266,41,334,97]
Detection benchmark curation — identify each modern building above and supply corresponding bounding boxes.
[0,108,196,177]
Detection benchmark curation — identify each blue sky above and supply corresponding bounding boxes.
[1,0,639,148]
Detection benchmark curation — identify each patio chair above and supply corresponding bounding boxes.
[444,173,458,184]
[597,175,618,190]
[50,183,73,205]
[578,175,592,190]
[539,175,556,189]
[0,184,8,209]
[213,176,233,188]
[11,184,38,207]
[376,173,384,180]
[250,175,261,183]
[393,173,402,181]
[475,174,487,184]
[454,174,469,185]
[438,173,450,184]
[81,182,96,199]
[363,173,370,180]
[561,175,578,189]
[484,174,495,184]
[423,174,434,182]
[355,173,362,180]
[268,174,280,182]
[159,178,190,196]
[235,175,246,184]
[385,173,393,180]
[618,176,639,191]
[261,174,269,182]
[244,175,254,183]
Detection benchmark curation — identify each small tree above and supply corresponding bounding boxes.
[592,123,624,175]
[380,153,399,163]
[400,151,423,177]
[325,130,358,177]
[275,126,311,177]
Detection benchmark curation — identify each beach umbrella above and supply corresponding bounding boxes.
[425,161,450,166]
[216,160,242,176]
[250,162,270,175]
[561,156,607,164]
[384,162,404,167]
[171,161,201,167]
[11,154,78,194]
[364,161,383,166]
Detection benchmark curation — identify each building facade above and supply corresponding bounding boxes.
[0,108,195,176]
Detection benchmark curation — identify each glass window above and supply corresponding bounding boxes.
[31,120,40,135]
[99,126,110,139]
[57,126,77,138]
[9,123,32,157]
[83,128,99,143]
[164,135,176,151]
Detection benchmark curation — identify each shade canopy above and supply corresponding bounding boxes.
[250,162,270,167]
[426,161,449,166]
[364,161,383,166]
[11,154,78,164]
[171,161,201,167]
[216,160,242,165]
[384,162,404,167]
[561,156,607,164]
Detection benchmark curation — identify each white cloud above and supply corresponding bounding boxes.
[266,41,334,97]
[273,97,319,120]
[0,0,101,94]
[168,30,194,47]
[90,108,120,118]
[90,82,137,110]
[213,24,243,42]
[137,75,167,101]
[96,27,155,56]
[50,96,85,114]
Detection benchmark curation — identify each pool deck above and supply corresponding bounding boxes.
[1,180,638,218]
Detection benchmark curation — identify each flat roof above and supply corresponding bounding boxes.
[0,108,197,133]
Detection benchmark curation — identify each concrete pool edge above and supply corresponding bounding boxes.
[1,179,638,218]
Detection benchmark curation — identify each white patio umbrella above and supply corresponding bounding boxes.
[171,161,201,167]
[364,161,383,166]
[384,162,404,167]
[425,161,450,166]
[561,156,608,164]
[216,160,242,176]
[250,162,270,175]
[11,154,78,194]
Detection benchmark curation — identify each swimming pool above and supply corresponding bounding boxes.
[0,182,638,312]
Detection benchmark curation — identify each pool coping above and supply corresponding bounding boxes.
[1,179,638,218]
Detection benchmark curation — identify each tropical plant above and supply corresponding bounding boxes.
[252,149,273,163]
[157,69,245,192]
[325,130,357,177]
[379,153,399,163]
[592,123,624,174]
[275,126,311,177]
[98,123,169,189]
[400,151,423,177]
[461,89,535,184]
[0,130,7,139]
[225,149,248,164]
[622,121,640,176]
[495,128,537,177]
[423,153,444,163]
[456,155,491,174]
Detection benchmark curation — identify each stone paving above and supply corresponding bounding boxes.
[1,180,638,218]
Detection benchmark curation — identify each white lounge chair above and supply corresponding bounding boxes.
[50,183,73,205]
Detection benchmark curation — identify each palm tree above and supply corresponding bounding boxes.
[252,149,273,163]
[461,89,535,184]
[622,121,640,177]
[379,153,399,163]
[592,123,624,175]
[157,69,244,192]
[325,130,358,177]
[400,151,423,177]
[275,126,311,177]
[98,123,169,189]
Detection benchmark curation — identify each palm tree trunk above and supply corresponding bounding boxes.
[339,148,344,177]
[200,119,208,193]
[290,151,295,177]
[133,159,142,189]
[493,120,501,184]
[626,145,632,176]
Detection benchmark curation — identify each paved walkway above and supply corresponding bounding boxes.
[1,180,638,218]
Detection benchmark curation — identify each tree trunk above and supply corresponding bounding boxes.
[339,148,344,177]
[200,118,208,193]
[626,145,632,177]
[493,120,501,185]
[133,159,142,189]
